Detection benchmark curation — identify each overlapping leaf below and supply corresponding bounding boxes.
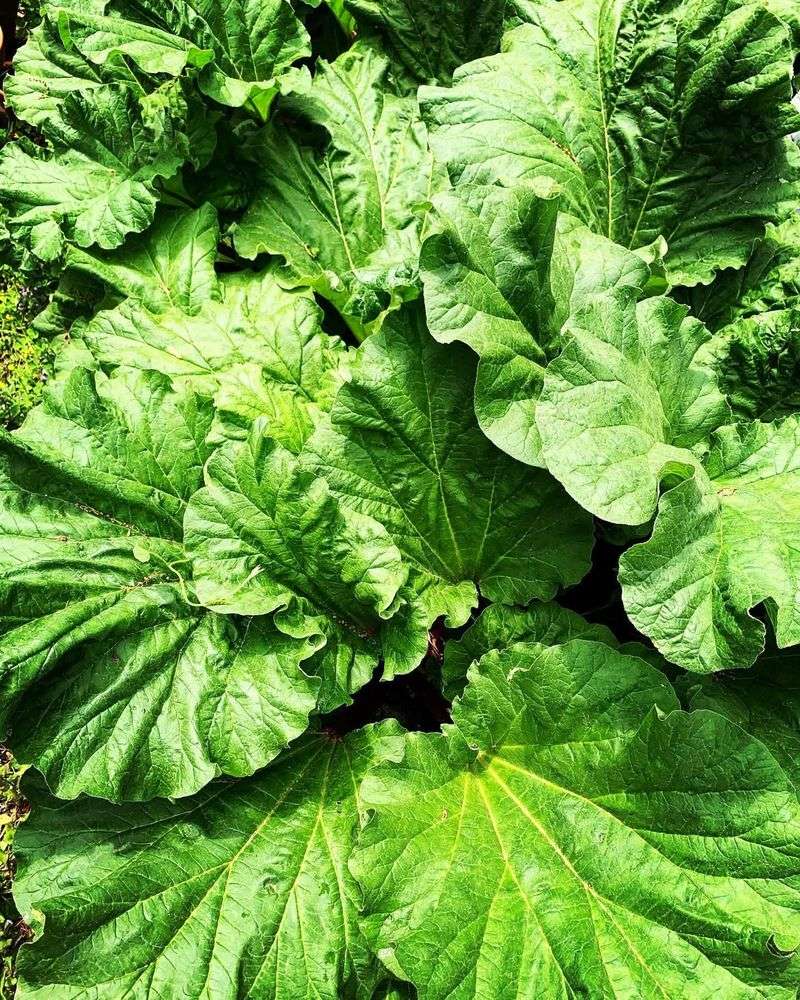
[688,213,800,421]
[13,723,403,999]
[76,239,352,453]
[0,87,186,260]
[441,601,617,699]
[682,648,800,788]
[64,202,221,314]
[620,415,800,672]
[353,640,800,999]
[703,308,800,421]
[419,0,800,286]
[344,0,506,83]
[5,8,141,131]
[537,294,730,524]
[305,303,594,636]
[687,214,800,331]
[0,369,327,800]
[54,0,310,117]
[83,267,330,394]
[420,182,649,466]
[184,426,418,709]
[525,269,800,670]
[235,45,440,336]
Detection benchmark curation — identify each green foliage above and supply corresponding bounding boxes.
[0,749,24,1000]
[0,269,53,429]
[0,0,800,997]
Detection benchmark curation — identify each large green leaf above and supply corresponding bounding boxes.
[344,0,506,83]
[419,0,800,287]
[536,294,730,524]
[83,268,325,393]
[441,601,617,699]
[56,0,310,117]
[5,11,140,131]
[0,369,321,800]
[235,46,440,336]
[353,640,800,999]
[0,87,186,260]
[620,415,800,672]
[420,182,649,466]
[703,309,800,422]
[64,202,221,314]
[184,427,417,709]
[306,304,594,632]
[209,339,349,452]
[681,648,800,789]
[77,245,351,455]
[686,213,800,331]
[14,723,404,998]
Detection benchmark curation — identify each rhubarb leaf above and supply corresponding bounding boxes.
[14,723,403,997]
[537,294,730,524]
[235,46,439,335]
[354,640,800,999]
[620,415,800,671]
[420,182,649,466]
[306,304,594,632]
[184,427,415,709]
[0,369,321,800]
[419,0,800,286]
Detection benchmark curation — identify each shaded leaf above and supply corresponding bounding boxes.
[345,0,506,83]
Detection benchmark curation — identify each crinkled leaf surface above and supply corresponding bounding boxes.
[5,11,140,131]
[682,648,800,788]
[353,639,800,999]
[58,0,310,116]
[441,601,617,700]
[235,46,439,334]
[0,87,185,259]
[14,723,403,999]
[620,415,800,672]
[306,304,594,633]
[686,214,800,422]
[209,336,348,452]
[419,0,800,286]
[420,183,648,466]
[344,0,506,83]
[184,428,415,710]
[537,294,730,524]
[65,202,220,314]
[703,309,800,422]
[686,214,800,331]
[0,369,321,800]
[84,269,324,393]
